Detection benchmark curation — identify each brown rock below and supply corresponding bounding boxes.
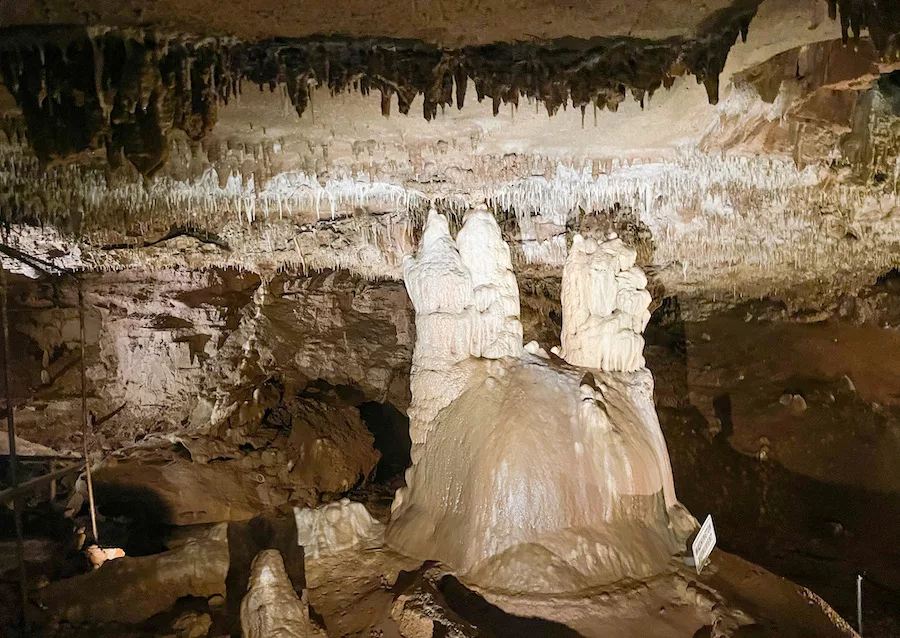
[40,536,228,624]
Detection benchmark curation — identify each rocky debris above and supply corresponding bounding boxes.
[756,436,770,462]
[171,611,212,638]
[294,499,384,559]
[790,394,808,415]
[39,532,228,624]
[240,549,327,638]
[283,392,381,495]
[391,566,480,638]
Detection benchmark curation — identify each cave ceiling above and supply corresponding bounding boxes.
[1,0,900,309]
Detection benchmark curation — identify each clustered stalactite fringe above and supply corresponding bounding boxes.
[0,5,771,172]
[828,0,900,57]
[1,137,898,303]
[1,2,899,175]
[0,28,237,177]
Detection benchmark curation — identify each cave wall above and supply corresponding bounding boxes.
[7,268,414,452]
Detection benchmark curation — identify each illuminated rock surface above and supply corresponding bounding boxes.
[387,209,694,593]
[0,2,898,634]
[294,499,385,559]
[241,549,327,638]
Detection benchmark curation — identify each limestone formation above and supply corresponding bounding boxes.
[559,234,651,372]
[240,549,327,638]
[1,3,898,633]
[387,209,694,593]
[294,499,385,559]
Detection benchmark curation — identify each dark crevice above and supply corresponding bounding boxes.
[99,226,231,251]
[437,575,582,637]
[358,401,411,481]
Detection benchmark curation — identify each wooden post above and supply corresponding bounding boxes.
[79,279,99,544]
[1,266,28,627]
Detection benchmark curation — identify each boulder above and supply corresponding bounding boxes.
[39,535,228,624]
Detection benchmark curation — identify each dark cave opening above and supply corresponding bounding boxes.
[358,400,412,483]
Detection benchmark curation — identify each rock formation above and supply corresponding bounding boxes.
[240,549,327,638]
[294,499,384,559]
[1,2,899,633]
[386,208,694,594]
[559,233,651,372]
[39,533,228,624]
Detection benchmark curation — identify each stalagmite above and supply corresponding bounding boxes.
[387,210,695,594]
[294,499,384,559]
[456,204,524,360]
[240,550,327,638]
[559,234,650,372]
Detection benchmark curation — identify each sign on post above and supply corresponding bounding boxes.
[692,514,717,574]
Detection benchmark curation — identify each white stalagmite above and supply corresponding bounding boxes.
[456,204,524,360]
[293,499,384,559]
[402,209,478,452]
[387,216,695,594]
[240,550,327,638]
[559,234,651,372]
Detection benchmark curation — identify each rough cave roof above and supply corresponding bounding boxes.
[0,0,899,311]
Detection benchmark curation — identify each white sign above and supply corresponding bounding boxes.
[692,514,717,574]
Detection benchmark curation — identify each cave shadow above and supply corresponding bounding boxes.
[87,482,175,556]
[437,574,582,637]
[358,400,412,482]
[646,294,900,630]
[659,403,900,628]
[712,392,734,438]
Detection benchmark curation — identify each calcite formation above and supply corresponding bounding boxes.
[0,11,762,171]
[559,233,651,372]
[240,549,326,638]
[294,499,384,559]
[401,206,523,452]
[386,208,695,594]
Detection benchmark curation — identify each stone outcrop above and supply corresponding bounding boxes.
[39,534,228,624]
[9,268,413,452]
[387,209,694,593]
[240,549,327,638]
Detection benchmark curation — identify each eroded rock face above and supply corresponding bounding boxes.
[387,209,694,594]
[240,549,327,638]
[559,234,651,372]
[39,534,228,624]
[9,268,412,451]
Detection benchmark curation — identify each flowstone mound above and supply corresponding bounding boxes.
[386,207,695,594]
